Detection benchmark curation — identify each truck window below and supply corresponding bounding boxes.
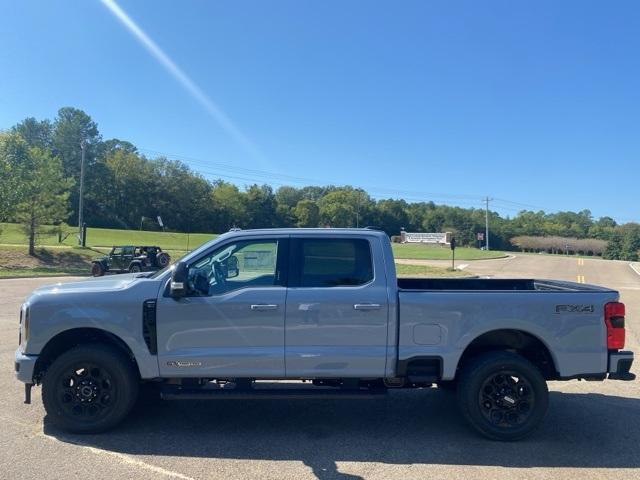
[295,238,373,287]
[187,240,281,296]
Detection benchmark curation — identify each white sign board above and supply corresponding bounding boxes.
[157,216,164,227]
[402,232,451,244]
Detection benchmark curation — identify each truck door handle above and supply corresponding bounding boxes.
[250,304,279,311]
[353,303,381,311]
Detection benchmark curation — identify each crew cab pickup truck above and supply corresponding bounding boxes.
[15,228,635,440]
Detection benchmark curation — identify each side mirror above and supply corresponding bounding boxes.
[170,262,189,298]
[227,255,239,278]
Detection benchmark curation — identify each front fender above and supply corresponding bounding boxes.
[23,279,163,378]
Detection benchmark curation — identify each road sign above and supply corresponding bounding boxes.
[450,237,456,270]
[157,216,164,227]
[477,232,484,241]
[403,232,451,244]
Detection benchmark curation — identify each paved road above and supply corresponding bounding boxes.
[1,255,638,480]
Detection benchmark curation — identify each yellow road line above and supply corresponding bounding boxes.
[576,275,586,283]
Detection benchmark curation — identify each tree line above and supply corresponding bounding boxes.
[1,107,639,260]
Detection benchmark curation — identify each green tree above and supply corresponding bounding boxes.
[12,117,53,149]
[275,186,302,227]
[245,184,278,228]
[603,231,624,260]
[0,132,30,223]
[52,107,101,224]
[210,181,247,231]
[293,199,320,227]
[621,224,640,261]
[376,199,409,236]
[318,187,374,227]
[14,146,73,255]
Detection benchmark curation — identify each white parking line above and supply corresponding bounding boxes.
[629,263,640,277]
[44,436,198,480]
[1,414,196,480]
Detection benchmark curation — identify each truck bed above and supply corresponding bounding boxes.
[397,277,616,292]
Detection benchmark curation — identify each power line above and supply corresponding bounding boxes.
[137,146,488,202]
[134,145,601,220]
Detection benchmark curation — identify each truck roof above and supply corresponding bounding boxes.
[219,227,389,238]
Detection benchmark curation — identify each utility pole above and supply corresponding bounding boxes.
[484,196,493,250]
[355,190,361,228]
[78,140,86,246]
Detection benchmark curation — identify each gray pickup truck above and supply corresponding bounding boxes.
[15,228,635,440]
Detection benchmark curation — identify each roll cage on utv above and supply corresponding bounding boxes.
[91,245,170,276]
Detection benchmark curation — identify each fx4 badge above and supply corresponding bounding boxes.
[555,304,594,314]
[167,360,202,367]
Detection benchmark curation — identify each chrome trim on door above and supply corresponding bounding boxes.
[353,303,381,311]
[250,304,279,311]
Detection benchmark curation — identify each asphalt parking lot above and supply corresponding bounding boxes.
[1,255,638,480]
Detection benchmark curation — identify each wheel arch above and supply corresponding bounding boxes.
[33,328,140,383]
[455,329,559,380]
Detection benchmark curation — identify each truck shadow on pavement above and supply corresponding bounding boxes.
[45,389,640,478]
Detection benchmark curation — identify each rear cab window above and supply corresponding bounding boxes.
[291,238,373,287]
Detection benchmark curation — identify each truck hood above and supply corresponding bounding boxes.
[32,273,144,295]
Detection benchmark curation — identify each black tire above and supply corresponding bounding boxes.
[129,263,142,273]
[456,351,548,441]
[156,252,170,268]
[42,344,139,433]
[91,262,104,277]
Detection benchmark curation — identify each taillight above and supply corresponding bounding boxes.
[604,302,625,350]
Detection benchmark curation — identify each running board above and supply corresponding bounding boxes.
[160,387,387,400]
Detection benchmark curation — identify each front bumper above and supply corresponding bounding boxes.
[608,350,635,381]
[14,348,38,384]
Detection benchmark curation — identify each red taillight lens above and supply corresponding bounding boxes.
[604,302,625,350]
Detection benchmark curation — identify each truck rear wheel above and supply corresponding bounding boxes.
[456,351,548,441]
[156,252,170,268]
[129,263,142,273]
[42,344,138,433]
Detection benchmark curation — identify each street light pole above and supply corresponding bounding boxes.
[78,140,86,246]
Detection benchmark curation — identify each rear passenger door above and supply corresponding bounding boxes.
[285,236,389,377]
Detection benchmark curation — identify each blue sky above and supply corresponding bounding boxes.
[1,1,639,222]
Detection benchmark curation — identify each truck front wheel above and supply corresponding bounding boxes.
[42,344,139,433]
[456,351,548,441]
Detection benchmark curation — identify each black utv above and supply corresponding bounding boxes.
[91,245,170,276]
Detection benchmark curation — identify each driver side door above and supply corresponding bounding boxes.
[156,236,288,378]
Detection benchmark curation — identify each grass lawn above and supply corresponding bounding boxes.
[392,242,505,260]
[0,223,216,251]
[395,263,470,277]
[0,245,99,277]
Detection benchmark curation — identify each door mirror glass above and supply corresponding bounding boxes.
[170,261,189,298]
